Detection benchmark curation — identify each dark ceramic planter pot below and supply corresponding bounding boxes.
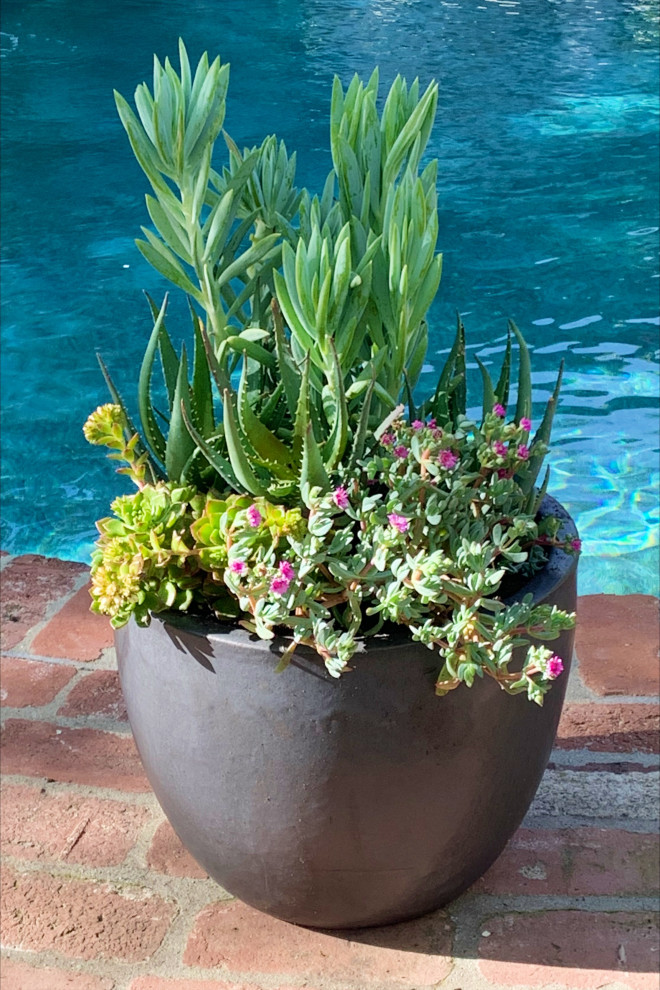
[115,495,578,929]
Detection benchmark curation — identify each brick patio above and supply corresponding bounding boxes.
[1,553,658,990]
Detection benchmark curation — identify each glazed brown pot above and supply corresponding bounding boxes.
[115,495,578,929]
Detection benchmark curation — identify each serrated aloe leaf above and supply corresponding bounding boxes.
[165,344,197,481]
[494,327,512,409]
[475,356,495,422]
[533,466,551,515]
[300,422,331,503]
[180,404,239,491]
[237,358,295,475]
[347,376,376,471]
[191,304,214,436]
[521,360,564,494]
[138,295,169,462]
[260,380,285,424]
[222,389,268,496]
[510,320,532,424]
[403,369,417,422]
[451,315,467,420]
[96,353,163,482]
[292,354,312,462]
[198,317,231,394]
[143,291,178,407]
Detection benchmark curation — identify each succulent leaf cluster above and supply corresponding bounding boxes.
[85,43,578,704]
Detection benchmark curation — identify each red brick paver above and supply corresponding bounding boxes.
[476,827,659,896]
[1,656,76,708]
[1,866,176,962]
[0,556,86,651]
[129,979,307,990]
[576,595,660,696]
[57,669,127,721]
[557,703,659,753]
[0,958,115,989]
[1,783,149,866]
[478,910,659,989]
[31,583,113,661]
[0,719,148,790]
[147,821,208,879]
[184,899,454,988]
[0,554,658,990]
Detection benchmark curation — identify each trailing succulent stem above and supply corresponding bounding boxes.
[86,42,578,703]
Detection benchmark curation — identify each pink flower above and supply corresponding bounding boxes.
[546,655,564,679]
[412,419,424,430]
[246,505,262,527]
[230,560,246,575]
[493,403,506,418]
[393,445,409,459]
[380,432,395,446]
[278,560,296,582]
[520,417,532,432]
[493,440,507,457]
[427,418,437,429]
[497,468,512,479]
[388,513,409,533]
[333,486,350,510]
[439,449,458,469]
[517,444,530,460]
[270,575,291,595]
[570,538,582,552]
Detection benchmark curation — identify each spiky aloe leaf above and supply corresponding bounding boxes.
[510,320,532,425]
[96,353,163,483]
[347,376,376,472]
[300,422,331,504]
[138,294,169,462]
[292,354,312,463]
[519,360,564,495]
[222,389,268,496]
[475,356,495,422]
[448,315,467,424]
[180,404,239,491]
[144,292,179,407]
[198,318,231,394]
[494,328,512,409]
[530,468,550,517]
[403,369,417,423]
[237,357,296,476]
[165,344,197,481]
[191,306,214,436]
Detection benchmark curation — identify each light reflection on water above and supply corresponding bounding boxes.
[0,0,658,595]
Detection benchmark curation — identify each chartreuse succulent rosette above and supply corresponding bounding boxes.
[85,42,578,705]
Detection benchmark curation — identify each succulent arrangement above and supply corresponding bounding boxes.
[86,42,578,705]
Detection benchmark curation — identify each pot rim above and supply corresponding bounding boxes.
[149,492,578,653]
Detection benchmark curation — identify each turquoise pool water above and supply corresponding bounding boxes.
[1,0,658,595]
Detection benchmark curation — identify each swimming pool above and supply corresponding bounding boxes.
[1,0,658,595]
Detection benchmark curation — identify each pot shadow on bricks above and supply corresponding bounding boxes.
[310,906,660,977]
